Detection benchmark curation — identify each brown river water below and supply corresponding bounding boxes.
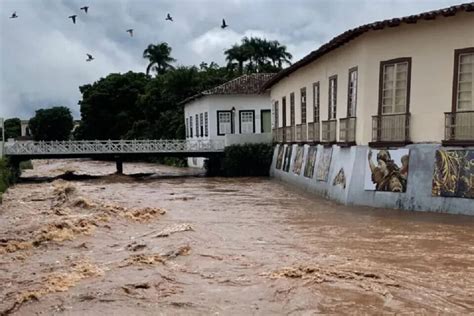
[1,159,473,315]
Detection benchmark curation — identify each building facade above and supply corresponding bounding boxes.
[183,73,274,167]
[264,4,474,215]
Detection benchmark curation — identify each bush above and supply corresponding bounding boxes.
[221,143,273,177]
[0,158,18,201]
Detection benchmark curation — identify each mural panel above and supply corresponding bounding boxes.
[304,146,317,178]
[333,168,346,189]
[316,147,332,182]
[292,146,304,175]
[275,145,285,170]
[283,145,293,172]
[432,150,474,199]
[364,149,409,192]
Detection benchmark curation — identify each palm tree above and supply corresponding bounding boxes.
[143,43,176,76]
[224,44,248,74]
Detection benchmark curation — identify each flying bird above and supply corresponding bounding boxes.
[221,19,228,29]
[10,11,18,19]
[86,54,94,62]
[68,15,77,24]
[80,6,89,14]
[126,29,134,37]
[165,13,173,21]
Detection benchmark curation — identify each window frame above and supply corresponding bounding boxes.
[290,92,295,126]
[239,110,255,134]
[261,109,271,133]
[189,116,193,138]
[216,110,233,136]
[282,96,287,127]
[204,112,209,137]
[199,113,204,137]
[452,47,474,112]
[378,57,412,115]
[347,67,358,118]
[273,100,279,129]
[328,75,337,120]
[185,117,189,138]
[300,87,307,124]
[195,114,199,137]
[313,82,320,123]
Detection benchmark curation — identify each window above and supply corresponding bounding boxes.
[195,114,199,137]
[380,58,411,114]
[217,111,232,135]
[239,110,255,134]
[204,112,209,136]
[282,96,287,127]
[454,48,474,111]
[300,87,307,124]
[328,76,337,119]
[189,116,193,138]
[199,113,204,137]
[313,82,320,122]
[185,118,189,138]
[290,92,295,126]
[348,67,358,117]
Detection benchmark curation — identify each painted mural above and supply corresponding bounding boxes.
[304,146,317,178]
[316,147,332,182]
[364,149,409,192]
[432,150,474,199]
[283,145,293,172]
[292,146,304,175]
[275,145,285,170]
[333,168,346,189]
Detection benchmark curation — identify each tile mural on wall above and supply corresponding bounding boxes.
[292,146,304,175]
[333,168,346,189]
[364,149,409,192]
[275,145,285,170]
[316,147,332,181]
[282,145,293,172]
[432,149,474,199]
[304,146,317,178]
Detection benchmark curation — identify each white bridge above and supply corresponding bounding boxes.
[4,139,225,158]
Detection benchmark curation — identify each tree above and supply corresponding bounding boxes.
[4,118,21,140]
[29,107,73,141]
[143,43,176,76]
[76,72,149,140]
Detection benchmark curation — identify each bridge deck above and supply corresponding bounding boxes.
[4,140,225,159]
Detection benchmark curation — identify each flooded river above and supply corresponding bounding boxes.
[1,159,473,315]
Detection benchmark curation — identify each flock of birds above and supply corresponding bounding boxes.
[8,6,230,62]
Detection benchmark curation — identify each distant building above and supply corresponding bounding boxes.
[182,73,274,167]
[20,120,32,139]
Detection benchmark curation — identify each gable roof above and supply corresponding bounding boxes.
[262,2,474,90]
[182,73,275,105]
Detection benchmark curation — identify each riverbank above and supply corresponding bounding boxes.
[1,159,473,315]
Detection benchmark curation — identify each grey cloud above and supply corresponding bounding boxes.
[0,0,462,119]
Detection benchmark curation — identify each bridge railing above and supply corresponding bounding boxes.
[4,139,225,156]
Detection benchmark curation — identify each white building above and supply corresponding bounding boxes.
[182,73,274,167]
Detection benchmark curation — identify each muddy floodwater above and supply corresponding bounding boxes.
[1,159,473,315]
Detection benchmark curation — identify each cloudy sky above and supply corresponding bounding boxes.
[0,0,463,119]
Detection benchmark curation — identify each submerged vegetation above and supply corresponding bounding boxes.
[222,143,274,176]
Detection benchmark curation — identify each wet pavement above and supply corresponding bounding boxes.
[1,159,473,315]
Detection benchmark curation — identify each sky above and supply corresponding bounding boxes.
[0,0,465,119]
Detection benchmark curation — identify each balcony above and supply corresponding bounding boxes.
[295,124,307,143]
[273,127,285,143]
[443,111,474,146]
[321,120,337,144]
[307,122,320,143]
[284,126,294,143]
[339,117,356,145]
[370,113,411,147]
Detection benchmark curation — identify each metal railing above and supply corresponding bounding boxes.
[295,124,307,142]
[285,126,294,143]
[339,117,356,144]
[444,111,474,142]
[307,122,320,143]
[4,139,225,156]
[372,113,410,143]
[321,120,337,143]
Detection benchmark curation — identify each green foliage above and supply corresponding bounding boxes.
[225,37,292,74]
[4,118,21,139]
[143,42,176,76]
[29,107,73,141]
[0,158,19,201]
[222,143,273,176]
